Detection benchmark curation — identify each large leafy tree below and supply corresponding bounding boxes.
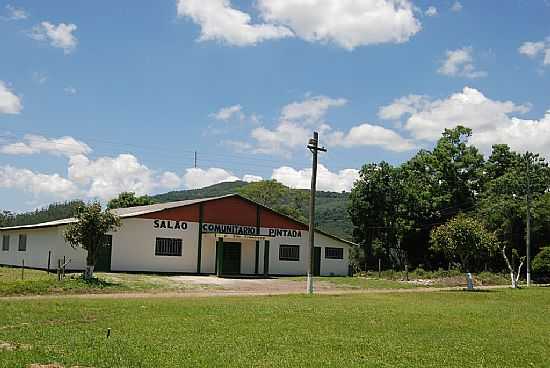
[477,147,550,265]
[64,202,121,279]
[430,214,497,274]
[107,192,157,209]
[238,180,308,222]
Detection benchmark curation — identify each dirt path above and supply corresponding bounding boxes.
[0,285,513,301]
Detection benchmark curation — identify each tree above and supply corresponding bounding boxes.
[238,180,308,222]
[430,214,497,286]
[107,192,156,209]
[533,246,550,276]
[64,202,121,279]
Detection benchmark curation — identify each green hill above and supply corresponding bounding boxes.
[1,181,353,241]
[151,181,353,241]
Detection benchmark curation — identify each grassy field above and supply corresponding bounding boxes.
[0,288,548,367]
[0,267,214,297]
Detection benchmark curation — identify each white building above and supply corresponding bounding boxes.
[0,194,354,276]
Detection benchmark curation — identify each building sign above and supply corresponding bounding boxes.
[202,223,302,238]
[153,220,188,230]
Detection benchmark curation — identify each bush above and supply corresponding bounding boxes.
[533,247,550,275]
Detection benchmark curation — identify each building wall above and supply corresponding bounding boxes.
[0,227,87,271]
[110,218,199,273]
[1,213,351,276]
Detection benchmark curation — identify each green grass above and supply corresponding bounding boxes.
[0,266,127,296]
[0,267,217,296]
[288,276,418,289]
[0,288,549,367]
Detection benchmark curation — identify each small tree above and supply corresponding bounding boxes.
[430,214,497,288]
[107,192,156,209]
[64,202,121,279]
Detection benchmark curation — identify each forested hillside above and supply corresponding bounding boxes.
[0,200,84,227]
[1,182,354,240]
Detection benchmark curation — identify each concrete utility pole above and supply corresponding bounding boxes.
[526,152,532,287]
[194,151,197,169]
[306,131,326,295]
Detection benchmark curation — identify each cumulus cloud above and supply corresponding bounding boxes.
[438,47,487,78]
[519,38,550,66]
[281,96,347,125]
[258,0,421,50]
[177,0,421,49]
[378,87,550,158]
[425,6,438,17]
[0,134,91,157]
[329,123,416,152]
[0,165,80,199]
[0,81,22,114]
[68,154,180,200]
[183,167,240,189]
[176,0,293,46]
[30,21,78,54]
[210,104,244,121]
[247,94,415,155]
[3,4,28,21]
[243,174,263,182]
[272,164,358,192]
[451,1,463,12]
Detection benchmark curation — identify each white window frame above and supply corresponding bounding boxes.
[18,234,27,252]
[2,235,9,251]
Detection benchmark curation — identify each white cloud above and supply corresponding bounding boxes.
[258,0,421,50]
[177,0,421,50]
[425,6,438,17]
[379,87,550,158]
[30,21,78,54]
[243,174,263,182]
[451,1,463,12]
[183,167,240,189]
[0,134,91,157]
[281,96,347,125]
[437,47,487,78]
[211,104,244,121]
[68,154,178,200]
[0,165,80,199]
[272,164,358,192]
[64,86,77,95]
[176,0,293,46]
[159,171,182,189]
[329,123,416,152]
[4,4,28,20]
[247,94,414,155]
[377,94,430,121]
[519,39,550,66]
[0,81,22,114]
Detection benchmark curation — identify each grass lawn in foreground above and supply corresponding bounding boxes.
[0,288,549,367]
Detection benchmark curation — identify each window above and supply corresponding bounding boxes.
[18,234,27,252]
[155,238,182,256]
[325,247,344,260]
[279,245,299,261]
[2,235,9,251]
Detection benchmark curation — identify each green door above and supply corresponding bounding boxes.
[223,242,241,275]
[313,247,321,276]
[95,235,112,272]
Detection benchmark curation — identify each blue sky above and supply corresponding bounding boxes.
[0,0,549,212]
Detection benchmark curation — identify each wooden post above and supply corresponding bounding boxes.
[378,258,381,278]
[62,256,66,280]
[47,251,51,274]
[57,259,61,281]
[21,259,24,280]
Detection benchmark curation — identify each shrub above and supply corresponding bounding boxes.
[533,247,550,275]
